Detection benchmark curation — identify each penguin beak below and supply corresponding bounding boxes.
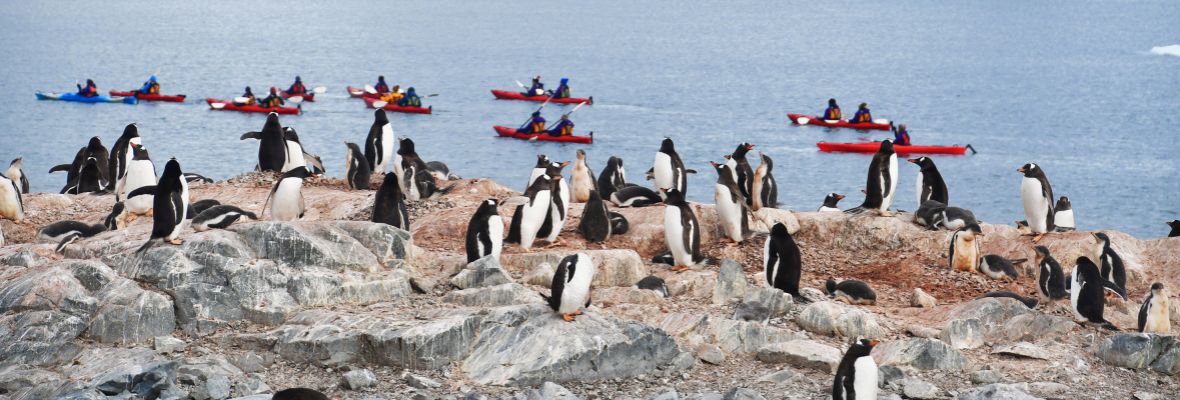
[709,161,719,167]
[1016,167,1026,173]
[745,144,754,150]
[722,155,731,160]
[907,159,919,164]
[868,339,880,347]
[835,195,845,200]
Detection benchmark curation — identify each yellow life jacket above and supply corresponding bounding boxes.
[530,122,545,133]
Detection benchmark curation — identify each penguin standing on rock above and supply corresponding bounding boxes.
[825,279,877,305]
[832,338,880,400]
[726,142,755,205]
[539,161,571,245]
[1138,283,1171,333]
[1054,196,1075,231]
[1092,232,1126,293]
[751,152,777,210]
[543,253,596,322]
[7,158,29,193]
[711,161,749,244]
[518,174,555,251]
[846,140,897,215]
[0,172,23,222]
[578,190,613,243]
[650,138,691,199]
[596,156,626,200]
[465,199,503,263]
[1018,163,1054,239]
[907,157,948,208]
[948,223,983,273]
[365,109,394,174]
[121,144,157,219]
[570,149,597,203]
[764,222,802,297]
[130,158,189,252]
[663,188,701,271]
[1034,246,1067,301]
[819,193,845,212]
[371,172,410,230]
[979,255,1023,280]
[396,138,447,201]
[279,127,309,173]
[263,166,314,222]
[344,142,372,189]
[192,205,257,231]
[1069,256,1127,329]
[240,113,287,172]
[110,123,140,200]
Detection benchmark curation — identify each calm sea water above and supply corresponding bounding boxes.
[0,1,1176,238]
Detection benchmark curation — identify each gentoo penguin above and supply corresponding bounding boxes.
[110,123,140,200]
[272,388,329,400]
[364,109,394,174]
[465,199,503,263]
[751,152,777,210]
[518,174,555,251]
[846,140,897,215]
[609,211,629,234]
[188,199,221,219]
[832,338,880,400]
[948,223,983,273]
[726,142,756,205]
[543,253,596,322]
[68,156,109,194]
[711,161,749,244]
[662,188,701,271]
[819,193,845,212]
[130,158,189,252]
[1017,163,1055,237]
[1138,283,1171,333]
[240,113,287,172]
[907,157,948,208]
[610,185,661,207]
[192,205,257,231]
[527,154,550,188]
[979,255,1023,280]
[1092,232,1126,293]
[1070,256,1127,329]
[596,156,626,200]
[570,149,597,203]
[651,138,690,199]
[344,142,372,189]
[635,275,668,298]
[396,138,445,201]
[1034,246,1068,301]
[764,222,802,297]
[183,173,214,184]
[104,202,128,230]
[1054,196,1075,231]
[914,200,947,229]
[940,207,977,230]
[540,161,571,245]
[825,279,877,305]
[1169,220,1180,237]
[578,190,613,243]
[83,136,111,186]
[38,220,107,252]
[978,291,1039,309]
[121,144,157,218]
[280,127,308,172]
[263,166,314,222]
[7,158,29,193]
[0,172,23,222]
[371,172,410,230]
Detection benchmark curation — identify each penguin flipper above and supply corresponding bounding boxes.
[240,131,262,140]
[685,169,697,174]
[48,164,72,173]
[1101,279,1128,300]
[55,232,81,253]
[126,185,158,199]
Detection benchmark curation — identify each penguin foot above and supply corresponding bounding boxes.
[670,265,690,272]
[126,213,138,223]
[1032,234,1045,243]
[574,309,584,316]
[168,239,184,245]
[546,239,564,248]
[146,209,154,217]
[562,313,576,322]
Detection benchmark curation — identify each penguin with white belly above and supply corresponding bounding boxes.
[192,205,257,231]
[940,207,978,230]
[396,138,447,201]
[279,127,308,172]
[38,220,107,252]
[240,113,287,172]
[570,149,597,203]
[518,174,555,251]
[365,109,394,174]
[129,158,189,253]
[662,188,701,272]
[110,123,140,200]
[832,338,880,400]
[596,156,626,200]
[825,279,877,305]
[465,199,503,263]
[7,158,29,194]
[1092,232,1126,293]
[948,223,983,273]
[539,161,571,245]
[1138,283,1171,333]
[751,152,777,210]
[726,142,756,205]
[711,161,749,244]
[846,140,897,216]
[371,172,410,230]
[1034,246,1068,301]
[764,222,801,297]
[344,142,372,190]
[819,193,845,212]
[527,154,550,188]
[1054,196,1075,231]
[543,253,596,322]
[1070,256,1127,329]
[1017,163,1055,239]
[907,156,948,208]
[0,172,23,222]
[650,138,691,199]
[121,144,157,219]
[263,166,314,222]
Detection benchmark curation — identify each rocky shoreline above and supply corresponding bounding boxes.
[0,173,1177,399]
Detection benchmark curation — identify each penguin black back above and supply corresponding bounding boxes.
[372,172,409,230]
[1169,220,1180,237]
[765,222,802,297]
[1073,256,1123,329]
[597,156,626,200]
[256,113,287,172]
[978,291,1038,308]
[272,388,329,400]
[1093,232,1126,292]
[345,142,372,189]
[908,156,948,205]
[1034,245,1067,300]
[852,140,894,211]
[730,142,755,202]
[188,199,222,219]
[465,199,501,263]
[110,123,139,186]
[578,190,612,243]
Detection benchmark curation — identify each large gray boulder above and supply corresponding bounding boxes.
[797,301,883,338]
[443,283,544,307]
[872,338,967,371]
[755,340,841,373]
[85,279,176,344]
[59,347,177,399]
[712,259,748,305]
[451,255,513,289]
[1097,333,1175,370]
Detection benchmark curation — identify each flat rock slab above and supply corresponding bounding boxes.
[992,342,1052,360]
[755,340,840,373]
[872,338,967,371]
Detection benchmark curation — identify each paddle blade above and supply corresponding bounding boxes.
[873,118,889,125]
[210,102,226,109]
[312,86,327,94]
[515,80,526,89]
[287,96,304,104]
[372,101,387,108]
[364,84,376,94]
[797,117,810,125]
[233,96,250,103]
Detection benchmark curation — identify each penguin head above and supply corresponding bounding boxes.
[1169,220,1180,230]
[373,109,389,125]
[283,127,301,143]
[104,201,126,230]
[1055,196,1071,211]
[87,136,105,151]
[608,156,624,169]
[770,222,790,237]
[1017,163,1041,177]
[661,188,686,204]
[961,223,983,235]
[161,158,182,181]
[1092,232,1111,247]
[122,123,140,139]
[709,161,728,174]
[732,142,754,158]
[859,338,881,348]
[131,143,150,160]
[576,149,586,159]
[398,137,417,155]
[1033,245,1052,259]
[659,138,676,154]
[907,157,934,170]
[1151,282,1165,294]
[824,279,837,295]
[545,161,570,177]
[264,112,281,129]
[758,152,773,167]
[533,154,550,168]
[828,98,837,107]
[877,139,894,154]
[9,157,21,168]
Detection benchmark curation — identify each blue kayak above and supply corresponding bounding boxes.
[36,91,137,104]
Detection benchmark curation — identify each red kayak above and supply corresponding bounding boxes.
[280,91,315,101]
[491,89,592,105]
[109,90,186,102]
[346,86,374,98]
[788,113,890,131]
[361,97,432,114]
[817,142,970,155]
[493,125,593,144]
[205,98,301,115]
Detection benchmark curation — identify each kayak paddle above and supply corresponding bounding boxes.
[519,96,554,130]
[543,101,589,131]
[312,86,327,94]
[287,96,304,104]
[209,102,226,109]
[364,84,377,94]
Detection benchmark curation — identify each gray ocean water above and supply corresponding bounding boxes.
[0,1,1176,238]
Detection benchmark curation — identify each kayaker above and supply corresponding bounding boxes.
[286,76,307,95]
[893,123,912,146]
[525,75,545,97]
[76,79,98,97]
[849,103,873,123]
[374,76,390,94]
[822,98,842,121]
[260,87,285,108]
[547,114,574,137]
[521,111,546,134]
[553,78,571,99]
[137,75,160,95]
[379,85,404,103]
[398,87,422,107]
[239,87,257,105]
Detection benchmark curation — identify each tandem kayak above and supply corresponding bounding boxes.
[280,91,314,101]
[817,142,972,155]
[205,98,301,115]
[493,125,593,144]
[361,97,432,114]
[36,92,137,104]
[787,113,890,131]
[491,89,592,105]
[109,90,186,102]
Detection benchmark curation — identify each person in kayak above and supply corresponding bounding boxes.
[374,76,390,94]
[547,114,574,137]
[553,78,571,99]
[893,123,911,146]
[286,76,307,95]
[260,87,285,108]
[521,111,546,134]
[76,79,98,97]
[137,75,160,95]
[525,75,545,97]
[379,85,403,103]
[238,86,257,105]
[822,98,842,121]
[398,87,422,107]
[849,103,873,123]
